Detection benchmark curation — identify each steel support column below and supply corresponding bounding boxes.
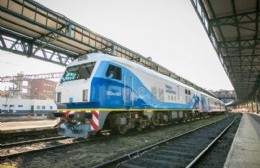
[258,96,260,114]
[251,101,254,112]
[256,89,260,113]
[256,97,259,113]
[259,94,260,113]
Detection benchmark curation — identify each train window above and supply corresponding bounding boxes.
[158,88,164,101]
[151,87,157,100]
[56,92,61,103]
[185,95,189,103]
[79,63,96,79]
[9,105,14,107]
[185,89,191,95]
[106,65,122,80]
[50,106,53,110]
[177,86,180,101]
[61,62,96,82]
[18,105,23,108]
[83,89,88,101]
[42,106,46,110]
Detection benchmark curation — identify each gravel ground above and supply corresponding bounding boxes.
[0,114,233,168]
[194,114,241,168]
[113,115,239,168]
[1,138,75,157]
[1,129,58,145]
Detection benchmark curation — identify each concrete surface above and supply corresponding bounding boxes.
[224,113,260,168]
[0,120,56,133]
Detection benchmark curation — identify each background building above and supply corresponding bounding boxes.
[29,79,57,100]
[0,72,57,100]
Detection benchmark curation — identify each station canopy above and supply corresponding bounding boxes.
[191,0,260,101]
[0,0,216,97]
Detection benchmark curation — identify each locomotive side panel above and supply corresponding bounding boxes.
[54,53,225,138]
[129,64,199,110]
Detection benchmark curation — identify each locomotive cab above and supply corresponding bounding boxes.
[54,54,99,138]
[56,61,96,104]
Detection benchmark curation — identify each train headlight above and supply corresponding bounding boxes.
[83,89,88,101]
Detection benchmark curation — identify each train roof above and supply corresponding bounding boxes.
[72,53,197,91]
[70,53,220,100]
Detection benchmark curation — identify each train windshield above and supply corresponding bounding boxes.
[61,62,96,82]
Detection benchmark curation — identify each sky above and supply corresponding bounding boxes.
[0,0,234,91]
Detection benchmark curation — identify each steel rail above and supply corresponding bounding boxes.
[0,134,115,160]
[0,138,85,160]
[1,136,68,148]
[186,117,238,168]
[93,115,231,168]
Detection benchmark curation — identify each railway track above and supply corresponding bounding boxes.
[1,114,232,167]
[1,136,68,148]
[0,128,58,144]
[0,136,82,160]
[94,115,239,168]
[0,115,223,160]
[1,130,117,161]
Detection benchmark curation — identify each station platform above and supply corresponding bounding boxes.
[0,120,57,134]
[224,113,260,168]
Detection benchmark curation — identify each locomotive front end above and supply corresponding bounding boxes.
[54,57,98,138]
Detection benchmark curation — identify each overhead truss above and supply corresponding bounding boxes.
[191,0,260,101]
[0,0,216,97]
[0,72,63,82]
[0,28,75,66]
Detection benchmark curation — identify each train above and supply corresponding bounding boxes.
[54,53,226,138]
[0,97,56,115]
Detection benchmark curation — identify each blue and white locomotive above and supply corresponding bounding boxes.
[54,53,225,138]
